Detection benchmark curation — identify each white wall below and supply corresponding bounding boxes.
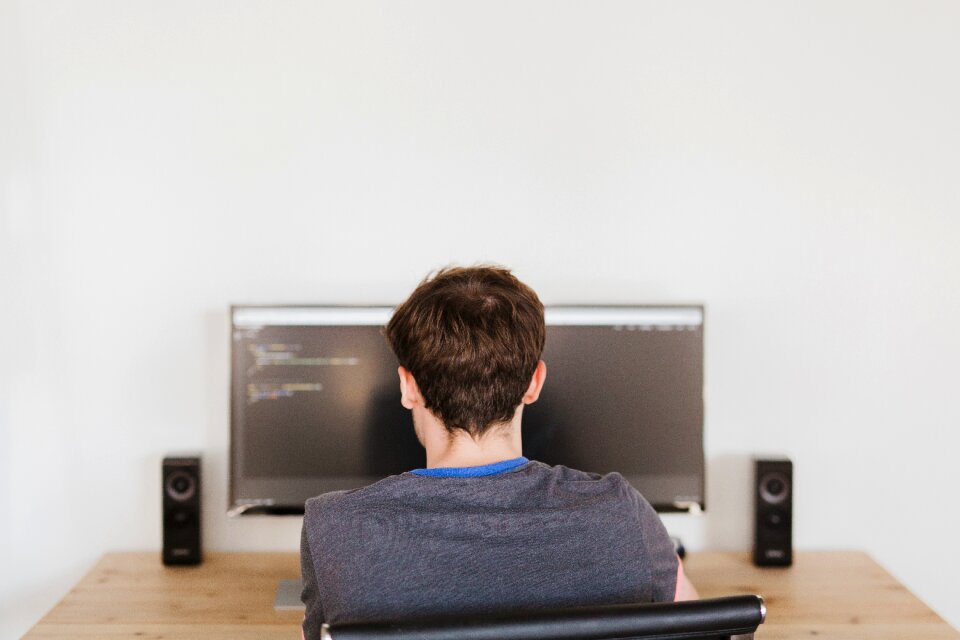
[2,1,959,637]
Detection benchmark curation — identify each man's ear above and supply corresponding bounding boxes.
[398,366,422,410]
[521,360,547,405]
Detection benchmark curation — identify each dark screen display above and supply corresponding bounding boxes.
[524,325,703,477]
[229,306,704,513]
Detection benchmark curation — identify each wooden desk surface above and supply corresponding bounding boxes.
[25,551,959,639]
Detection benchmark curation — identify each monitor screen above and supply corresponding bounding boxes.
[229,305,704,514]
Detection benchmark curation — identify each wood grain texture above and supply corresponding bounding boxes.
[25,551,959,639]
[685,551,959,639]
[25,552,304,639]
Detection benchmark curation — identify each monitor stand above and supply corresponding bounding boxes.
[274,579,305,611]
[671,536,686,559]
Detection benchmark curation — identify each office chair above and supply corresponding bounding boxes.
[322,594,766,640]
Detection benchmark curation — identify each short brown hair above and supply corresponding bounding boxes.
[384,265,545,437]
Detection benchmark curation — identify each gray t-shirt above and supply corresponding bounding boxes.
[300,460,678,640]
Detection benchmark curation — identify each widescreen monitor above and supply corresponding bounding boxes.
[229,305,704,514]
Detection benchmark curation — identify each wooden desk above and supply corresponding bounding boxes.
[25,551,959,639]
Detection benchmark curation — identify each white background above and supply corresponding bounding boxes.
[2,1,959,637]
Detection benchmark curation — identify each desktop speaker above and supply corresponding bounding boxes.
[162,454,202,565]
[753,457,792,567]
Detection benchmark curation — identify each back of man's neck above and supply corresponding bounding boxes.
[416,405,526,469]
[427,444,522,469]
[425,426,522,469]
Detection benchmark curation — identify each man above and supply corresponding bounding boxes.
[300,265,697,639]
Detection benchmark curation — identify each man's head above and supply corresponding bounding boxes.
[384,265,545,438]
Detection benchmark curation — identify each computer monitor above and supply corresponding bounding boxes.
[229,305,704,515]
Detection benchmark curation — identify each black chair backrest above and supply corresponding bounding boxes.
[323,594,766,640]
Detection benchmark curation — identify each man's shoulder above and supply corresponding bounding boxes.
[525,462,659,521]
[533,461,616,481]
[304,474,418,518]
[528,461,636,493]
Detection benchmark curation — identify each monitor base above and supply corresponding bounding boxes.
[274,579,305,611]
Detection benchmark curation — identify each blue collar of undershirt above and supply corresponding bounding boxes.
[410,456,530,478]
